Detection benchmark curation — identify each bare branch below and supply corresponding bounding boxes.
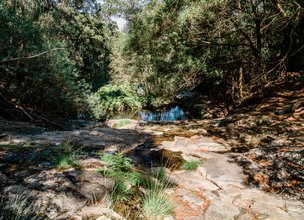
[271,0,287,17]
[0,48,65,64]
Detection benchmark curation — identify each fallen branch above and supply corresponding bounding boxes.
[0,91,65,128]
[16,105,34,121]
[29,111,65,128]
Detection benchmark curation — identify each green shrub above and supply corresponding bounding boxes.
[98,153,151,187]
[98,153,147,202]
[99,152,134,173]
[89,84,142,119]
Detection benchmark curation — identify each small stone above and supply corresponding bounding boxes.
[190,135,201,140]
[76,206,124,219]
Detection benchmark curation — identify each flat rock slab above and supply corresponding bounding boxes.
[167,167,304,219]
[162,144,304,220]
[106,119,139,130]
[3,169,119,220]
[156,132,304,220]
[200,152,245,188]
[1,116,303,219]
[169,187,210,220]
[0,127,150,151]
[71,205,125,220]
[169,170,220,191]
[160,135,230,156]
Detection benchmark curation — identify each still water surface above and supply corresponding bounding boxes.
[139,106,188,121]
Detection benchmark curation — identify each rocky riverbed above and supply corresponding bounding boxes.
[0,106,303,220]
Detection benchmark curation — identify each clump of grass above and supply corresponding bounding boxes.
[98,153,151,203]
[141,190,174,219]
[98,153,175,219]
[50,141,82,170]
[110,178,135,203]
[180,160,201,171]
[0,191,40,220]
[52,154,75,169]
[114,119,132,128]
[141,168,174,219]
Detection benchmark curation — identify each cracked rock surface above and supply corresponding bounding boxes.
[159,138,303,219]
[0,114,303,219]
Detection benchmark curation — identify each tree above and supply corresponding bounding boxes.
[0,0,116,118]
[115,0,303,107]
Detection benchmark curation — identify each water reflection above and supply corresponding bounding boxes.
[139,106,188,121]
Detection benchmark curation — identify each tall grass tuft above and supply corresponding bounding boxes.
[50,141,83,170]
[0,191,39,220]
[98,153,175,219]
[141,168,174,219]
[141,190,174,219]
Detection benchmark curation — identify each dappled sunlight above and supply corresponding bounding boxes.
[0,122,154,219]
[0,0,303,218]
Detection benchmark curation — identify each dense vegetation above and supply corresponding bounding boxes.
[0,0,303,119]
[0,1,303,219]
[0,0,114,119]
[113,0,304,108]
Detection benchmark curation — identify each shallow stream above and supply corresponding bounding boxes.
[138,105,189,121]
